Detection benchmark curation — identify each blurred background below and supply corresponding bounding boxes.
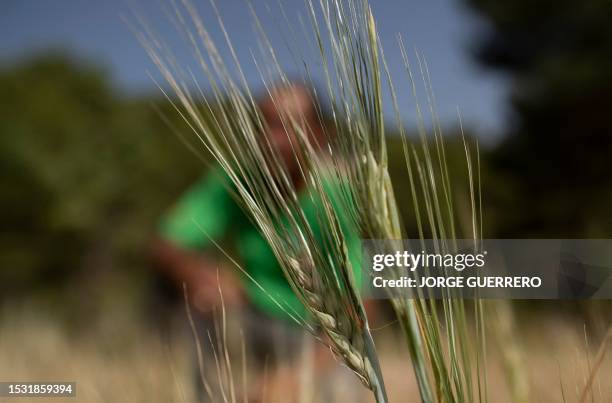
[1,0,611,401]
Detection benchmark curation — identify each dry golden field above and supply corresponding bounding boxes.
[1,302,610,403]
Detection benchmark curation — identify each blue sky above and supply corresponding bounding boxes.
[1,0,510,138]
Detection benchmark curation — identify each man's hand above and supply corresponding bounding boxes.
[185,264,244,313]
[150,236,244,314]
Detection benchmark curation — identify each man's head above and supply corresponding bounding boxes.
[258,83,324,176]
[259,83,316,126]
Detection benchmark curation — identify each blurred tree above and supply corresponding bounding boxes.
[467,0,612,236]
[0,55,203,311]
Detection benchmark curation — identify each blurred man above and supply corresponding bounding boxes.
[150,83,361,402]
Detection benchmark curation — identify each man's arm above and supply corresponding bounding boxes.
[150,170,243,312]
[149,235,241,312]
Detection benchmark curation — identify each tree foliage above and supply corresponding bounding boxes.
[468,0,612,236]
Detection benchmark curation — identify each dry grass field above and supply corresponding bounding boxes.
[1,303,609,403]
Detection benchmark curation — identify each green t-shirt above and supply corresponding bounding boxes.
[159,168,361,321]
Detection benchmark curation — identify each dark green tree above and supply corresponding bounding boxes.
[467,0,612,236]
[0,55,203,307]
